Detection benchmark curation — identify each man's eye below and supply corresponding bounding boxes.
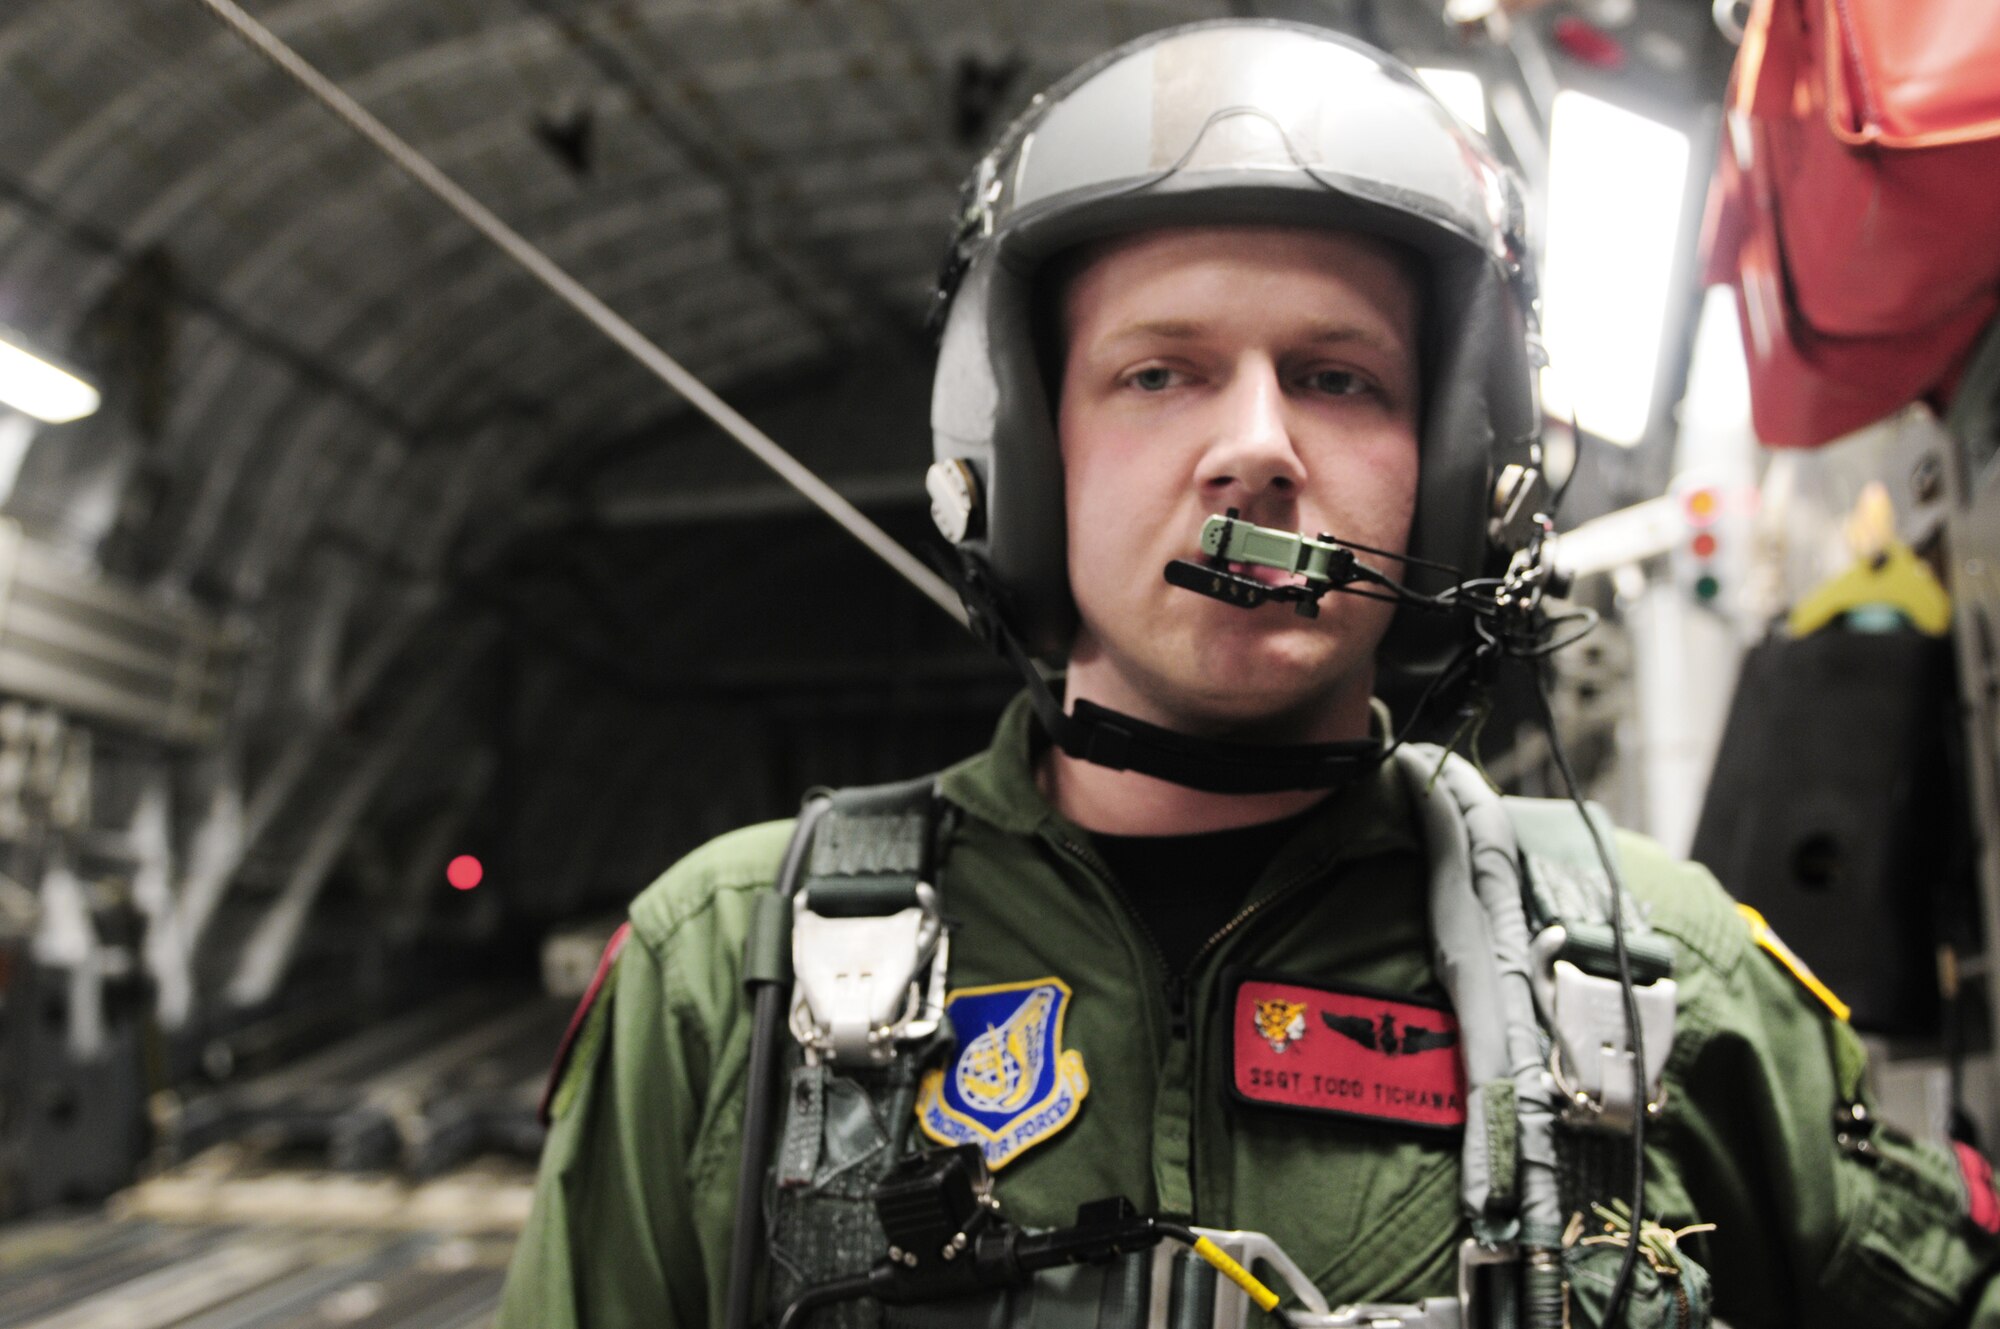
[1129,367,1177,391]
[1307,369,1369,396]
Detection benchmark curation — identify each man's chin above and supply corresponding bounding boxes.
[1165,698,1349,745]
[1068,617,1384,743]
[1136,665,1375,746]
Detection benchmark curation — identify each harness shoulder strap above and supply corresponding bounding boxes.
[783,774,951,1067]
[1498,795,1678,1137]
[1501,797,1673,983]
[803,776,942,891]
[759,776,953,1329]
[1401,749,1708,1328]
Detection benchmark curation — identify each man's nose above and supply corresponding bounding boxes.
[1196,363,1306,503]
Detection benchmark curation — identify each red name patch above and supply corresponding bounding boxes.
[1231,977,1466,1129]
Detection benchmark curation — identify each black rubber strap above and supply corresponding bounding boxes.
[725,795,830,1329]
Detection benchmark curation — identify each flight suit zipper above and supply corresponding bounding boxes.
[1047,828,1181,1001]
[1183,862,1326,976]
[1048,831,1333,994]
[1044,827,1341,1217]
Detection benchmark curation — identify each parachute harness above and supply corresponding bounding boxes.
[1163,507,1653,1327]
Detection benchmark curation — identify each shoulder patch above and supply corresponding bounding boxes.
[1230,975,1466,1129]
[1954,1141,2000,1236]
[539,922,631,1125]
[916,979,1089,1169]
[1736,904,1851,1023]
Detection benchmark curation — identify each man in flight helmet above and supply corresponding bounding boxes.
[500,21,2000,1329]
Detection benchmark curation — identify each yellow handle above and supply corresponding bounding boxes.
[1191,1237,1281,1313]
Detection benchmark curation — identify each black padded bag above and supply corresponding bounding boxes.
[1691,627,1967,1034]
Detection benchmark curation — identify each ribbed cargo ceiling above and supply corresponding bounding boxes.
[0,0,1239,608]
[0,0,1274,1010]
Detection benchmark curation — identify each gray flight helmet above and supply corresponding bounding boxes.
[928,19,1544,676]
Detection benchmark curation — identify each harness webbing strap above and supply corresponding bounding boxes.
[810,807,930,881]
[794,779,939,923]
[754,757,1682,1329]
[1503,799,1674,982]
[763,778,947,1329]
[774,783,931,936]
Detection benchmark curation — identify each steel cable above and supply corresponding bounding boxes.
[189,0,966,627]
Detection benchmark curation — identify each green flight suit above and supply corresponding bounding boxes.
[498,694,2000,1329]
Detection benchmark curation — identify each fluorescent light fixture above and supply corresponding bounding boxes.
[1680,285,1751,434]
[0,413,34,509]
[1538,91,1690,446]
[0,331,99,425]
[1415,67,1487,134]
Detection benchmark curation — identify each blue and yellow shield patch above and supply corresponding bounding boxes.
[917,978,1089,1169]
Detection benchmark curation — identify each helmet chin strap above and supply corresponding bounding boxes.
[955,562,1385,796]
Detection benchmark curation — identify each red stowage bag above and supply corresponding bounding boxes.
[1701,0,2000,448]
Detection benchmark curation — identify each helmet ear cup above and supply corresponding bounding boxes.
[925,460,984,545]
[1378,245,1538,685]
[933,251,1077,662]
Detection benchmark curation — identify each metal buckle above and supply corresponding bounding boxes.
[1532,928,1676,1130]
[789,883,948,1067]
[1158,1229,1460,1329]
[1183,1228,1322,1329]
[1456,1239,1516,1329]
[1286,1303,1459,1329]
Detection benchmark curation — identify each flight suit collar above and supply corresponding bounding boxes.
[938,690,1421,880]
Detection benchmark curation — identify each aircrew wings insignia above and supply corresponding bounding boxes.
[1321,1010,1458,1056]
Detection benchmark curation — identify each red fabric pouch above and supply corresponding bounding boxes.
[1702,0,2000,447]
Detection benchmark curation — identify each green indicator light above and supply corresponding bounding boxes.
[1694,575,1720,601]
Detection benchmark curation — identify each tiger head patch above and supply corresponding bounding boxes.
[1253,998,1309,1053]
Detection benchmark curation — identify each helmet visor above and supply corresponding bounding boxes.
[997,23,1511,267]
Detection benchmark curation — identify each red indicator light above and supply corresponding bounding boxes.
[1553,17,1627,70]
[1691,532,1718,559]
[447,855,484,891]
